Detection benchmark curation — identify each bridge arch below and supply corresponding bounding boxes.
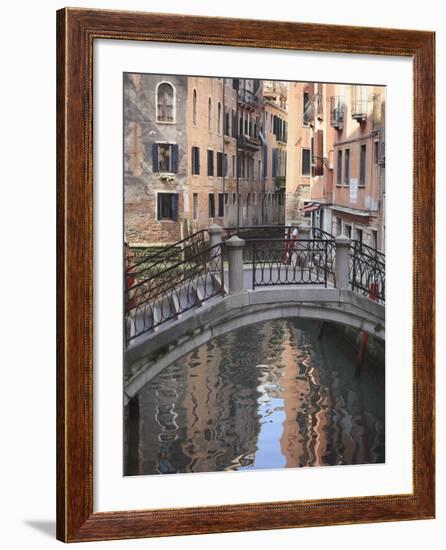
[125,287,384,401]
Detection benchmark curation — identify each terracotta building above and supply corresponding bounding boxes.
[285,82,312,225]
[261,81,287,225]
[124,75,286,247]
[286,81,385,250]
[330,84,385,250]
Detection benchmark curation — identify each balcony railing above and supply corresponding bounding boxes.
[303,93,324,125]
[351,99,368,122]
[237,134,260,150]
[238,88,259,109]
[330,96,345,129]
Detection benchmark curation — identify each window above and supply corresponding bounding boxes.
[303,91,310,126]
[345,224,352,239]
[192,193,198,220]
[374,140,379,163]
[217,152,223,177]
[344,148,350,186]
[336,217,342,236]
[355,227,363,242]
[156,82,175,123]
[224,153,228,177]
[192,89,197,126]
[207,150,214,176]
[157,193,178,221]
[218,193,224,217]
[232,110,237,138]
[191,146,200,175]
[152,143,178,173]
[232,155,236,177]
[224,110,230,136]
[258,160,262,179]
[208,193,215,218]
[208,98,212,131]
[301,148,311,176]
[337,149,343,186]
[217,102,222,133]
[371,230,378,250]
[359,144,366,187]
[272,149,278,177]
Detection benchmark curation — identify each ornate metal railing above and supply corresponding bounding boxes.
[349,240,385,303]
[251,239,332,288]
[129,229,209,279]
[125,242,224,345]
[311,227,334,240]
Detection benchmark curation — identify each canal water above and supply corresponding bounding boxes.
[124,319,385,476]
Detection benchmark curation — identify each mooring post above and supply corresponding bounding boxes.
[335,234,351,289]
[225,235,246,294]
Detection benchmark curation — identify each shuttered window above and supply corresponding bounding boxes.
[157,193,178,221]
[359,144,366,187]
[191,146,200,175]
[218,193,224,217]
[301,148,311,176]
[344,148,350,186]
[337,149,343,186]
[207,150,214,176]
[152,143,178,173]
[208,193,215,218]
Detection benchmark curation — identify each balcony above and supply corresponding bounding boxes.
[330,96,345,130]
[351,99,368,122]
[237,134,260,151]
[303,93,324,126]
[238,88,259,109]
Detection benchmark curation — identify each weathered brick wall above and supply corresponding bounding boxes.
[124,73,188,246]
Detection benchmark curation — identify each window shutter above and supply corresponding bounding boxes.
[197,148,200,175]
[263,145,268,177]
[172,194,179,221]
[152,143,159,172]
[315,129,324,175]
[172,144,179,173]
[272,149,277,177]
[157,193,162,220]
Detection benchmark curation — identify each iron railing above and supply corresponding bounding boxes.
[238,88,259,108]
[125,242,224,345]
[310,228,336,284]
[351,99,368,121]
[251,239,332,288]
[349,240,385,303]
[129,229,209,279]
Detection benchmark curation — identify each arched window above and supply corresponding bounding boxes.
[192,89,197,126]
[217,102,222,133]
[156,82,175,122]
[208,98,212,131]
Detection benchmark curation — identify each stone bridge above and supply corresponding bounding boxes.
[124,225,385,402]
[125,283,385,402]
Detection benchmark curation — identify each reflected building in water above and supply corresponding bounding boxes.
[125,319,384,476]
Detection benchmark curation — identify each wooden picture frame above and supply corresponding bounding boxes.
[56,7,435,542]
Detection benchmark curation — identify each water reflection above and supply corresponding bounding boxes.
[124,319,385,475]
